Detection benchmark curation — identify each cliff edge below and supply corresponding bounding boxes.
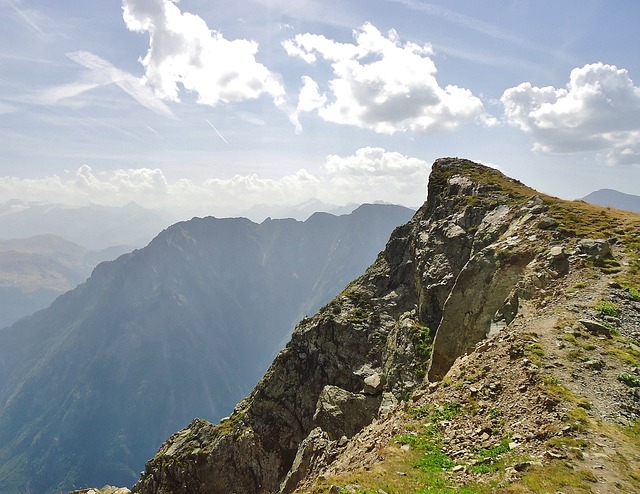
[131,158,640,494]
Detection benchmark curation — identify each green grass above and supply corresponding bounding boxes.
[468,438,511,474]
[617,373,640,387]
[594,300,621,318]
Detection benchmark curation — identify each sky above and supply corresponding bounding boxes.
[1,0,639,220]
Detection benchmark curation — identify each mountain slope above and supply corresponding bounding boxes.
[0,235,135,328]
[130,158,640,494]
[0,204,413,494]
[582,188,640,213]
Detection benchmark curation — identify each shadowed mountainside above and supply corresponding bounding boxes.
[0,204,413,494]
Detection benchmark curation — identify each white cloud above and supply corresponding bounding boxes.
[122,0,287,110]
[284,23,484,134]
[0,148,430,217]
[38,51,174,117]
[323,147,430,204]
[502,62,640,165]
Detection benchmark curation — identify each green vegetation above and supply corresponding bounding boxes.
[617,373,640,388]
[594,300,621,318]
[542,376,591,411]
[409,322,434,379]
[519,463,597,492]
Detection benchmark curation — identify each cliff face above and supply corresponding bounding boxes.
[134,158,640,494]
[132,158,640,493]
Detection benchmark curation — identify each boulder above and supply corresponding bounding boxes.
[312,386,381,440]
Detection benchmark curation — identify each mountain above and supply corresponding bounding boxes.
[126,158,640,494]
[0,201,173,250]
[582,188,640,213]
[240,199,362,223]
[0,204,414,494]
[0,235,136,328]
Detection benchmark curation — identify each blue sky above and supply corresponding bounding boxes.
[1,0,639,219]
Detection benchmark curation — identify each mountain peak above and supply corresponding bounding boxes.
[131,157,640,494]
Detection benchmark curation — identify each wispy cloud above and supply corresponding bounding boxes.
[387,0,530,48]
[38,51,175,118]
[2,0,45,34]
[206,119,229,144]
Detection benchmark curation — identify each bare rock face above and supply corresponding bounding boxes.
[132,158,575,494]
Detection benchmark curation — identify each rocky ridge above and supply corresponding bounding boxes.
[123,158,639,493]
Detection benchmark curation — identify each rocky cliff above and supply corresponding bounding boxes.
[129,158,640,493]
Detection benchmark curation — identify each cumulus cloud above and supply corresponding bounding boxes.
[323,147,430,204]
[284,23,484,134]
[0,148,430,217]
[501,62,640,165]
[122,0,287,111]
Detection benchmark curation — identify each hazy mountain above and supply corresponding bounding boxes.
[0,204,414,493]
[0,235,136,328]
[0,201,173,250]
[581,188,640,213]
[240,198,364,222]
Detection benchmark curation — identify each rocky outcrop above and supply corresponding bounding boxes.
[132,158,587,494]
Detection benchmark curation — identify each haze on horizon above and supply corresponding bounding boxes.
[1,0,639,220]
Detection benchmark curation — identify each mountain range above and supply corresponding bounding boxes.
[0,203,414,494]
[581,188,640,213]
[0,235,135,328]
[0,201,172,250]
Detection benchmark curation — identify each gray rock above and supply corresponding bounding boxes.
[537,216,558,229]
[363,373,385,395]
[313,386,381,440]
[578,238,611,260]
[579,319,612,337]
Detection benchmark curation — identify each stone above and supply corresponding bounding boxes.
[537,216,558,229]
[578,319,612,337]
[577,238,611,260]
[584,359,604,370]
[513,462,531,472]
[312,385,381,440]
[363,373,385,395]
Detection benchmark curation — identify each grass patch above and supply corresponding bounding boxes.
[566,407,590,431]
[468,438,511,474]
[519,463,597,493]
[594,300,621,318]
[606,336,640,366]
[617,373,640,387]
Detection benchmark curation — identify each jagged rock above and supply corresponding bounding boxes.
[363,373,385,395]
[131,158,637,494]
[578,238,611,260]
[312,386,381,440]
[378,391,398,416]
[279,428,334,494]
[547,245,569,276]
[579,319,612,337]
[537,216,558,229]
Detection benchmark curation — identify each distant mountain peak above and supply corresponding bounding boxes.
[581,188,640,213]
